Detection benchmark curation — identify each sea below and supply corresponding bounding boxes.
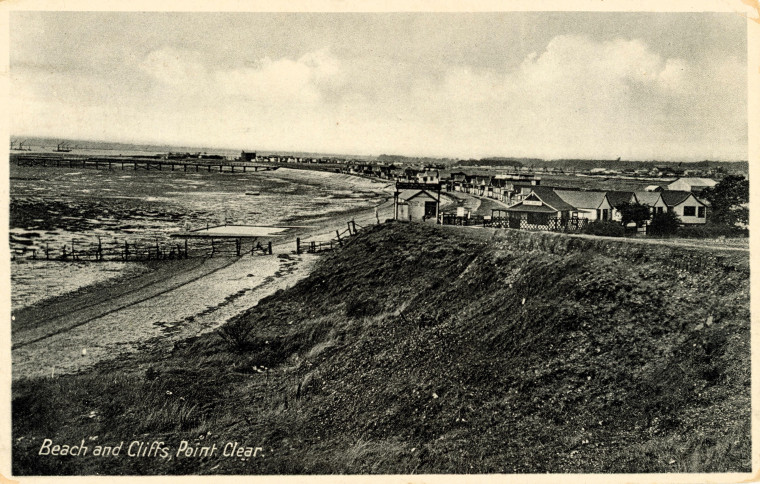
[10,162,392,309]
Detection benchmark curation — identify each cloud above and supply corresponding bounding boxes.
[10,36,746,161]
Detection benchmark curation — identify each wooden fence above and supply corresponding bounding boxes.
[10,236,272,262]
[441,214,589,233]
[485,216,590,232]
[296,220,363,254]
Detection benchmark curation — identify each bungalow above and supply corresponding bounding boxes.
[606,191,637,222]
[660,190,708,224]
[416,170,440,185]
[504,187,576,229]
[634,191,667,215]
[554,190,613,221]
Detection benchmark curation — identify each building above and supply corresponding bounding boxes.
[553,190,613,221]
[667,177,717,193]
[240,151,257,161]
[394,183,441,222]
[660,191,708,224]
[634,191,668,215]
[605,191,637,221]
[503,186,576,229]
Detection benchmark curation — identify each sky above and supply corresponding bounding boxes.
[9,11,748,161]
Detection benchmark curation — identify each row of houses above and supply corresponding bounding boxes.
[396,180,710,229]
[501,186,708,229]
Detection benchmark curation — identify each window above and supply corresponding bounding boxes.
[657,207,664,214]
[683,206,696,217]
[698,206,705,218]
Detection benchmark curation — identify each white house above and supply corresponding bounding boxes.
[661,191,708,224]
[634,191,668,216]
[395,189,440,222]
[554,190,613,221]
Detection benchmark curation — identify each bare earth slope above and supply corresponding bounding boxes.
[12,222,749,475]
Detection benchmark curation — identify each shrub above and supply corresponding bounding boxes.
[218,317,256,351]
[648,211,681,236]
[677,224,749,239]
[582,221,626,237]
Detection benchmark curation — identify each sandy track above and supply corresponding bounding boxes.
[11,191,395,380]
[12,257,239,348]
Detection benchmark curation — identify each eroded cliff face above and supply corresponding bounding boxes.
[13,222,750,475]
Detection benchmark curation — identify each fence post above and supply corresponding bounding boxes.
[296,237,301,255]
[352,220,357,234]
[268,241,272,255]
[347,221,353,236]
[336,230,343,247]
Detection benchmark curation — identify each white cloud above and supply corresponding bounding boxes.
[11,36,746,161]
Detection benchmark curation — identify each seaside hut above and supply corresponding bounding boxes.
[395,188,440,222]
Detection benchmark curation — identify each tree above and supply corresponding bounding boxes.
[616,201,651,227]
[701,175,749,227]
[648,211,681,236]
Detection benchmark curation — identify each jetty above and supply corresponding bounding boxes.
[10,152,279,173]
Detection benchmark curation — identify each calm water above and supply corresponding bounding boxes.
[10,164,391,308]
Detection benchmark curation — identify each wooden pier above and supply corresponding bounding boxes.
[10,153,279,173]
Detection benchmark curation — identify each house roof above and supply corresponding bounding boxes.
[398,189,438,202]
[528,187,577,211]
[634,191,663,206]
[669,177,717,188]
[660,190,698,207]
[554,189,607,210]
[505,203,559,213]
[606,191,636,208]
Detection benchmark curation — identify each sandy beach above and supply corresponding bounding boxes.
[11,170,397,380]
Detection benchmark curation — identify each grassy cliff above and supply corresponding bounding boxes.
[13,222,750,475]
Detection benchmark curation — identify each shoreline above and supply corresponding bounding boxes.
[11,169,396,380]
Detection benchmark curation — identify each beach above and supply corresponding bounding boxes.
[11,167,396,380]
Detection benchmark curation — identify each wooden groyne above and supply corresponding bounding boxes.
[11,153,279,173]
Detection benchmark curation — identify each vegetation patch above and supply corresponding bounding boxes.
[12,222,750,475]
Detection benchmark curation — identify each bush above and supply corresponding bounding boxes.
[582,221,626,237]
[677,224,749,239]
[217,317,256,351]
[648,211,681,236]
